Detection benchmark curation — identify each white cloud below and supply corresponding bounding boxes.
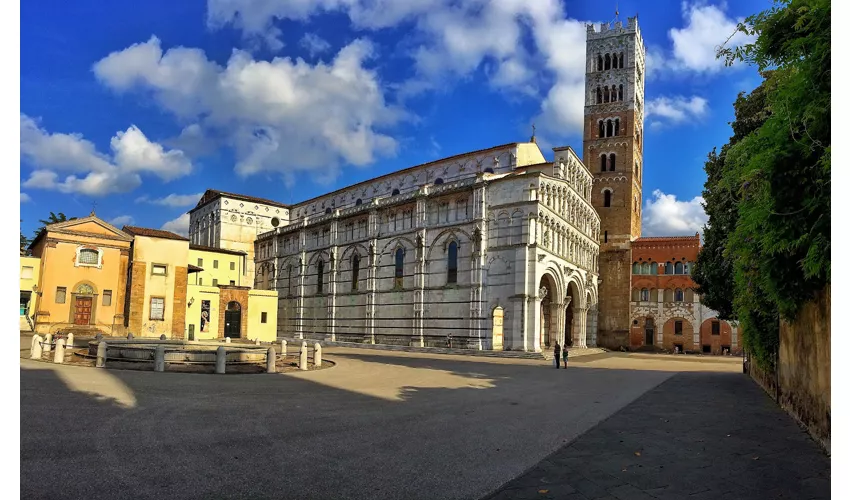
[650,2,756,77]
[646,95,708,127]
[20,114,192,196]
[20,192,31,203]
[109,215,135,226]
[300,33,331,56]
[642,189,707,237]
[94,36,403,182]
[137,192,203,207]
[161,213,190,236]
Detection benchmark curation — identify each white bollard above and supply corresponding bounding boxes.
[255,338,261,345]
[266,347,276,373]
[280,340,287,359]
[225,337,231,344]
[299,341,308,371]
[66,333,74,348]
[96,342,107,368]
[53,339,66,364]
[313,343,322,368]
[216,346,226,374]
[30,335,43,360]
[154,345,165,372]
[44,334,53,354]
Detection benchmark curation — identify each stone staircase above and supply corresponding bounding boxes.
[278,337,608,360]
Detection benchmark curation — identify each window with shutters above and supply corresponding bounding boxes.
[56,287,67,304]
[152,264,167,276]
[214,260,219,269]
[103,290,112,306]
[21,266,33,279]
[77,248,100,267]
[150,297,165,321]
[230,261,235,271]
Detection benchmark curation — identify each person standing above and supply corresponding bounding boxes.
[563,347,569,369]
[553,341,561,369]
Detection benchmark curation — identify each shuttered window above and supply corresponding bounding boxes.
[103,290,112,306]
[150,297,165,321]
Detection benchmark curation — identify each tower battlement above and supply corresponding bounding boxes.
[586,16,642,44]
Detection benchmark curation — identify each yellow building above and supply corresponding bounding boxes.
[20,256,40,330]
[189,245,248,287]
[122,226,191,338]
[28,215,133,335]
[184,285,278,342]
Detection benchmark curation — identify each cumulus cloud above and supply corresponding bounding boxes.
[300,33,331,56]
[20,192,31,203]
[205,0,594,138]
[137,192,203,207]
[93,36,403,182]
[20,114,192,196]
[161,213,191,236]
[109,215,135,226]
[642,189,708,237]
[646,95,708,128]
[650,2,755,77]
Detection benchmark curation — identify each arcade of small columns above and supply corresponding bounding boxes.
[534,271,598,351]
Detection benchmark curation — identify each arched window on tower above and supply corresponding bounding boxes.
[394,248,405,288]
[391,189,400,196]
[640,288,649,301]
[596,86,602,104]
[642,262,651,274]
[613,54,618,69]
[351,254,360,291]
[614,118,620,136]
[603,87,609,103]
[605,53,611,70]
[650,262,658,275]
[619,53,624,68]
[618,84,624,101]
[675,288,684,302]
[598,120,604,137]
[597,54,603,72]
[666,261,673,274]
[675,262,684,274]
[355,198,362,206]
[447,241,458,284]
[609,153,616,171]
[600,154,607,172]
[603,190,612,207]
[632,262,641,274]
[434,178,444,185]
[316,259,324,294]
[606,119,613,137]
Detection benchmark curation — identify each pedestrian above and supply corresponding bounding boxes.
[553,341,561,369]
[563,347,569,369]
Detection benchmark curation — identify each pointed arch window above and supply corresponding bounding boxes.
[597,55,603,72]
[609,153,616,171]
[394,248,405,288]
[596,86,602,104]
[619,53,624,68]
[447,241,458,284]
[613,54,618,69]
[618,84,623,101]
[606,120,613,137]
[604,87,609,103]
[351,254,360,291]
[604,53,611,70]
[614,118,620,136]
[316,259,324,294]
[600,154,607,172]
[603,190,612,207]
[598,121,604,137]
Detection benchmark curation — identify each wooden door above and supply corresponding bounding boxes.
[74,297,92,325]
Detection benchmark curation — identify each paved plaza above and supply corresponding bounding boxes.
[20,335,829,500]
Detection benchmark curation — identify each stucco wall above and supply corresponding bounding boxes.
[778,285,830,448]
[189,248,246,287]
[20,256,40,316]
[247,290,278,342]
[185,285,221,340]
[130,236,189,337]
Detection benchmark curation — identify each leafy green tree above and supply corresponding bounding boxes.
[20,219,28,255]
[32,212,77,240]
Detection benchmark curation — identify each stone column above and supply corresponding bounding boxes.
[365,237,378,344]
[295,248,307,340]
[326,246,338,342]
[412,229,426,347]
[574,306,587,347]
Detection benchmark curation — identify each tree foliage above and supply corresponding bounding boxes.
[695,0,830,367]
[32,212,77,240]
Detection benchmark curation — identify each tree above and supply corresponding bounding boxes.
[20,220,28,255]
[698,0,830,367]
[32,212,77,240]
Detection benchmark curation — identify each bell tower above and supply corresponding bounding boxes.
[583,15,646,348]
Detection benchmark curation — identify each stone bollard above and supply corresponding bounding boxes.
[280,340,287,359]
[67,333,75,348]
[154,345,165,372]
[96,342,107,368]
[53,339,66,364]
[127,332,134,340]
[160,334,167,340]
[30,335,43,360]
[216,346,226,374]
[313,343,322,368]
[255,338,261,345]
[95,333,103,343]
[44,334,53,354]
[266,347,276,373]
[225,337,231,344]
[299,341,308,371]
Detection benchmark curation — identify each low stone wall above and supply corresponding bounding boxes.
[778,286,830,451]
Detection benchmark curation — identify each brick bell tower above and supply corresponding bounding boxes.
[584,15,646,349]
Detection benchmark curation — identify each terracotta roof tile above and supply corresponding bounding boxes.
[122,226,189,241]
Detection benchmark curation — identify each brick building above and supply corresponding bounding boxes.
[628,234,740,354]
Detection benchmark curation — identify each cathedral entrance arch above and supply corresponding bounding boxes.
[538,274,560,349]
[565,281,581,346]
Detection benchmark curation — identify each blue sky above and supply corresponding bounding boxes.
[20,0,769,239]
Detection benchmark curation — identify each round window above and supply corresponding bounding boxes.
[231,215,237,222]
[271,217,280,227]
[246,217,253,224]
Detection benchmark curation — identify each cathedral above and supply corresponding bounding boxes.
[188,16,740,354]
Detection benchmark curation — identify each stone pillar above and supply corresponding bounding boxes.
[30,335,43,360]
[225,337,231,344]
[313,342,322,367]
[44,334,53,354]
[412,230,426,347]
[365,238,378,344]
[96,342,107,368]
[255,338,261,345]
[67,333,75,348]
[327,244,338,342]
[589,307,599,347]
[295,249,307,340]
[299,341,308,370]
[154,345,165,372]
[280,339,287,359]
[529,295,542,352]
[266,347,276,373]
[53,339,65,364]
[216,346,226,374]
[574,306,587,347]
